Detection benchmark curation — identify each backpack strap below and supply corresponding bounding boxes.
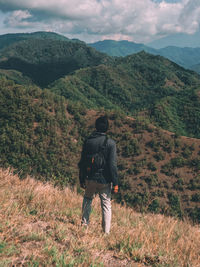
[99,135,108,153]
[102,135,108,148]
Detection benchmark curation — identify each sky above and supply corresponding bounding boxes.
[0,0,200,45]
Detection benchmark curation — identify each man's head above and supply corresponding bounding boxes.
[95,115,109,133]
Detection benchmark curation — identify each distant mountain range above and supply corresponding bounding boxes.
[147,31,200,49]
[88,40,200,71]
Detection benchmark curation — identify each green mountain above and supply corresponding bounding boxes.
[0,38,112,87]
[0,31,70,50]
[0,32,200,137]
[88,40,200,69]
[49,52,200,138]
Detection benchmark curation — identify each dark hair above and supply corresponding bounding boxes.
[95,116,109,133]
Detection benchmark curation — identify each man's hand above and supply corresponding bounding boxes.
[113,185,118,193]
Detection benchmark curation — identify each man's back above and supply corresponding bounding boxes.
[79,115,118,234]
[80,131,118,186]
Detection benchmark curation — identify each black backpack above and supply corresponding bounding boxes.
[85,136,108,179]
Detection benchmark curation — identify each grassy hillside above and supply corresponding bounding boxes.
[0,76,200,223]
[1,168,200,266]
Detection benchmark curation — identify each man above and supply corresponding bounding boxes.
[79,115,118,234]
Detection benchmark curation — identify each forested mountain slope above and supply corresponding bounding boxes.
[0,32,200,137]
[49,52,200,138]
[0,38,112,87]
[0,31,70,50]
[0,77,200,222]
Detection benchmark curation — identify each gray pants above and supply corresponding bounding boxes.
[81,180,112,234]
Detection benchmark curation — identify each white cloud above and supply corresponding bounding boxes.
[4,10,32,28]
[0,0,199,43]
[178,0,200,34]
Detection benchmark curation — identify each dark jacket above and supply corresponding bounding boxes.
[79,131,118,186]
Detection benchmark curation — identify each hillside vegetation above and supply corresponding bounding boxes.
[0,168,200,267]
[0,31,70,50]
[0,77,83,185]
[0,32,200,137]
[0,77,200,223]
[0,38,112,87]
[49,52,200,138]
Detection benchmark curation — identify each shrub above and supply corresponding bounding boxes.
[161,163,174,176]
[187,207,200,223]
[131,120,148,133]
[153,151,165,161]
[161,138,174,153]
[151,190,164,197]
[148,199,160,213]
[173,178,184,191]
[145,139,160,152]
[188,177,200,190]
[162,180,170,189]
[174,139,181,148]
[191,194,200,202]
[118,159,127,171]
[182,147,192,159]
[144,174,159,187]
[147,162,157,171]
[122,138,141,157]
[124,192,149,212]
[170,157,186,168]
[188,158,200,171]
[127,166,141,175]
[168,193,183,218]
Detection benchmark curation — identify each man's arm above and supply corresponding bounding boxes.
[108,140,118,187]
[78,141,87,188]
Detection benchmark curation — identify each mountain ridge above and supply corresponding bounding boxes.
[49,51,200,138]
[88,39,200,70]
[0,31,71,50]
[0,37,112,87]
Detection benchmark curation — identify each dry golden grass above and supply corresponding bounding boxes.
[0,168,200,267]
